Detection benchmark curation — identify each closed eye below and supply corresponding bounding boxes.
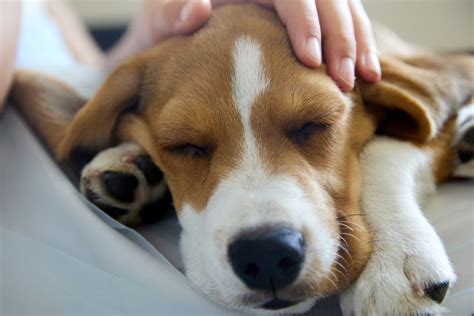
[166,144,210,159]
[287,122,329,145]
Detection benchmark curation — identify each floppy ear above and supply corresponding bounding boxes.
[359,53,474,143]
[11,70,86,150]
[55,56,149,161]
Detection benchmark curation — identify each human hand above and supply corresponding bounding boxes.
[261,0,382,90]
[114,0,380,91]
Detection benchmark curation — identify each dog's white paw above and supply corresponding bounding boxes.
[340,227,455,315]
[341,137,457,315]
[80,142,171,226]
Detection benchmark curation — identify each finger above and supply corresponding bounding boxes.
[349,0,381,83]
[254,0,275,8]
[317,0,356,91]
[210,0,274,8]
[274,0,322,67]
[152,0,211,39]
[211,0,250,6]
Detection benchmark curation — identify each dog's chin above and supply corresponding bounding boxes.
[236,297,317,315]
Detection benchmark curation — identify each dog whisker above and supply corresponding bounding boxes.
[338,222,354,232]
[338,219,368,233]
[338,213,367,218]
[340,232,361,242]
[335,252,348,265]
[333,259,348,275]
[328,268,341,281]
[324,272,339,291]
[338,237,353,260]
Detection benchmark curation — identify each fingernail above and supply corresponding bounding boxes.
[179,1,196,24]
[305,37,321,66]
[365,52,381,81]
[338,57,355,90]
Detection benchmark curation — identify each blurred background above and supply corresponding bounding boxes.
[68,0,473,52]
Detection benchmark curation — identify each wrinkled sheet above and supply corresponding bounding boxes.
[0,108,232,315]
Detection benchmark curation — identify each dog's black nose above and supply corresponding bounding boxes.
[228,226,305,291]
[425,281,450,304]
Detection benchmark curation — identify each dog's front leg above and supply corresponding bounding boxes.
[340,136,456,315]
[80,142,172,226]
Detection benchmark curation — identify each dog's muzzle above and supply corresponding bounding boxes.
[228,225,305,309]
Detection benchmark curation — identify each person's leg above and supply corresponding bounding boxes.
[46,0,104,68]
[0,0,21,110]
[13,0,106,100]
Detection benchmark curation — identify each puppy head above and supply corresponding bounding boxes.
[55,4,473,313]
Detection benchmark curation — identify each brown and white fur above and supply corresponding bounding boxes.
[10,4,474,315]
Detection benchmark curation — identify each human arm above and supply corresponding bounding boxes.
[0,0,21,110]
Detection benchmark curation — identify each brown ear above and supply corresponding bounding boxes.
[116,113,158,161]
[359,53,474,143]
[11,70,86,150]
[55,56,149,161]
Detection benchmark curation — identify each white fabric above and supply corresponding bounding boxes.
[0,108,233,315]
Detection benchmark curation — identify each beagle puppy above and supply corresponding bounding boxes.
[11,4,474,315]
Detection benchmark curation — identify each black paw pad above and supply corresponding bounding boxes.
[134,155,163,185]
[85,189,129,219]
[458,128,474,163]
[101,171,138,203]
[425,281,450,304]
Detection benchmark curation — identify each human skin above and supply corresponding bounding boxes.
[0,0,21,111]
[0,0,103,108]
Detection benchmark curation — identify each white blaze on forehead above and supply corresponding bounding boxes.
[232,36,268,120]
[232,36,269,173]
